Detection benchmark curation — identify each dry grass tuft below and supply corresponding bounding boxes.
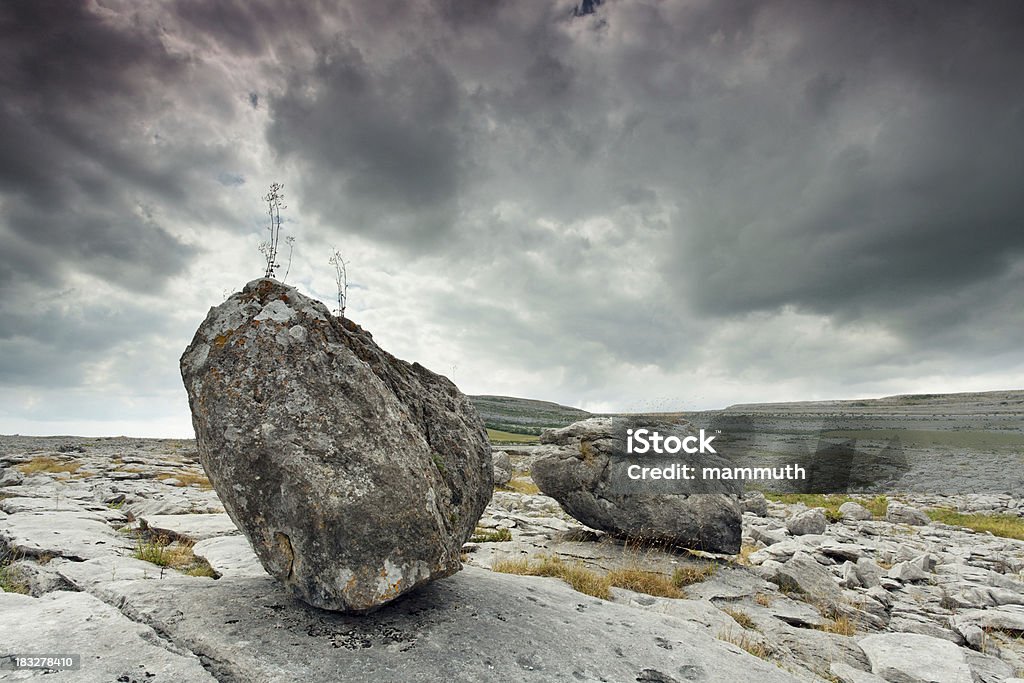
[132,535,217,577]
[156,471,212,489]
[717,628,770,659]
[721,607,756,630]
[492,555,611,600]
[672,563,718,588]
[754,593,772,607]
[817,614,856,636]
[500,477,541,495]
[606,568,685,599]
[733,544,758,565]
[17,456,83,476]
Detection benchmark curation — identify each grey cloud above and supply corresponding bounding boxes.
[0,2,201,291]
[267,41,467,246]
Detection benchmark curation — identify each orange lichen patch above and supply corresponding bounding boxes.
[213,332,232,348]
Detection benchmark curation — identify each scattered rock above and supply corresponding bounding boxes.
[830,661,888,683]
[854,557,883,588]
[191,536,266,578]
[0,468,24,487]
[743,491,769,516]
[0,511,131,561]
[180,279,493,612]
[787,508,827,536]
[749,525,787,546]
[953,605,1024,632]
[885,501,930,526]
[858,633,973,683]
[886,561,930,583]
[839,501,874,521]
[492,450,513,487]
[765,550,844,604]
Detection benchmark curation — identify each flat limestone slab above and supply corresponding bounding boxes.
[858,632,973,683]
[0,590,215,682]
[83,566,803,683]
[57,556,187,590]
[139,513,239,541]
[0,512,130,561]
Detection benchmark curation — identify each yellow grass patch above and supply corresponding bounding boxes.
[156,471,213,489]
[492,556,611,600]
[500,477,540,495]
[672,563,718,587]
[17,456,83,476]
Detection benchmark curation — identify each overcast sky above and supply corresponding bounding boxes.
[2,0,1024,437]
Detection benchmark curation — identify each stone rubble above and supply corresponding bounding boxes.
[0,434,1021,681]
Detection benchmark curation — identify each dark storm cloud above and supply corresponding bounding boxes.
[0,0,249,292]
[172,0,327,57]
[664,1,1024,329]
[267,42,468,246]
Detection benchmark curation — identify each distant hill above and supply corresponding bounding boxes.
[723,389,1024,415]
[469,395,592,436]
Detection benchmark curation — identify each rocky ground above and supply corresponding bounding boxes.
[1,436,1023,682]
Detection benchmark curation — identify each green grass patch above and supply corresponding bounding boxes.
[763,493,888,519]
[926,509,1024,541]
[487,428,540,444]
[470,527,512,543]
[0,546,29,594]
[131,536,218,577]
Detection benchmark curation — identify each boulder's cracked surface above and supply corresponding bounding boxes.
[180,279,492,612]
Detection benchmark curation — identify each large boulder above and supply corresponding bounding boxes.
[531,417,742,553]
[180,279,492,612]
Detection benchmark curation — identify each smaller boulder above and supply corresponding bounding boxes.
[885,502,930,526]
[742,491,769,516]
[887,561,930,584]
[767,550,844,604]
[492,451,512,487]
[0,468,23,487]
[839,501,873,521]
[531,418,742,553]
[787,508,827,536]
[855,557,883,588]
